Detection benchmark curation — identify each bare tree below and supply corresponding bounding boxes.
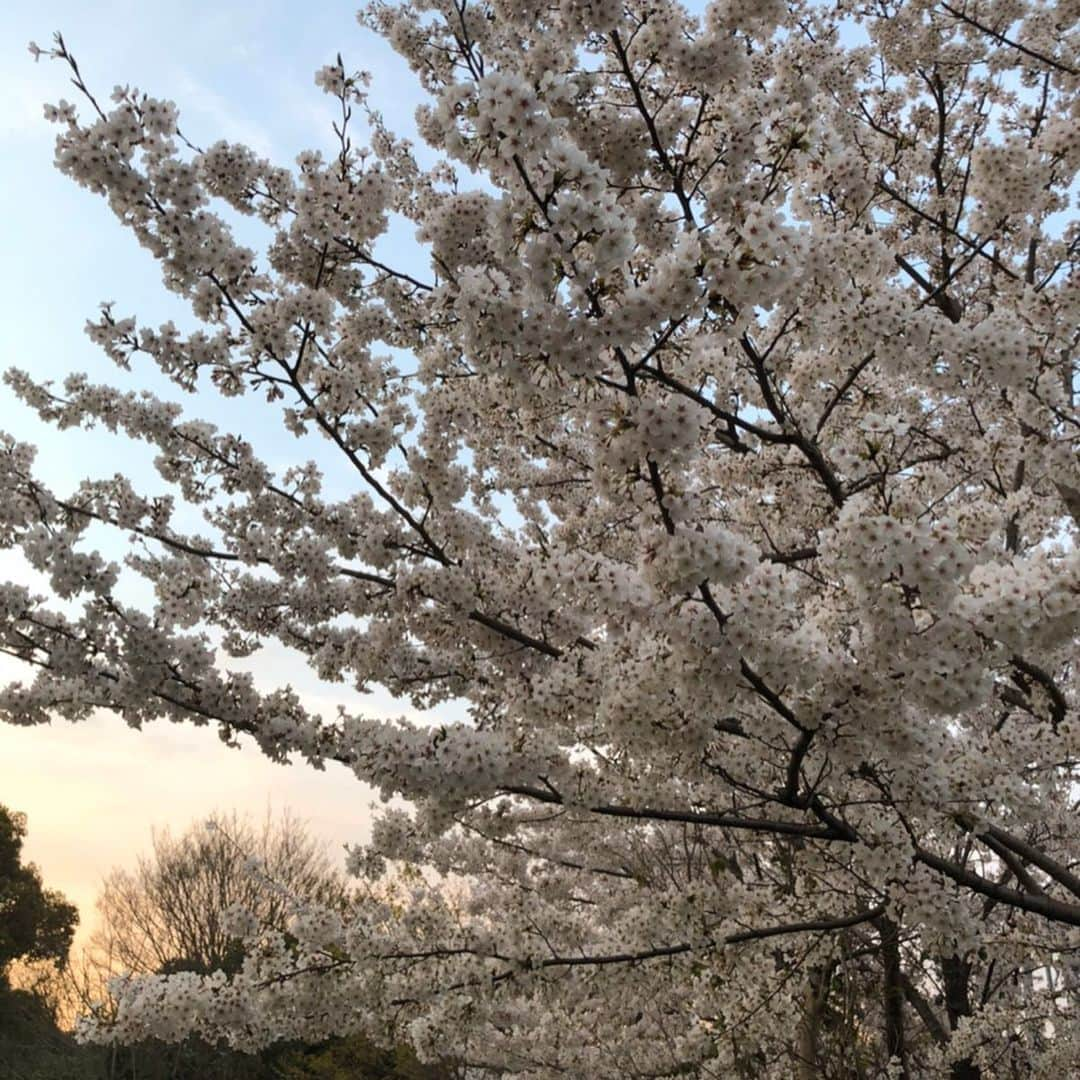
[90,808,349,980]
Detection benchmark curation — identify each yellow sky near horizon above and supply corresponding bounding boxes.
[2,709,382,957]
[0,608,458,960]
[0,0,453,972]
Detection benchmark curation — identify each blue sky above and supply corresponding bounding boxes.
[0,0,969,963]
[1,1,437,951]
[3,0,1066,980]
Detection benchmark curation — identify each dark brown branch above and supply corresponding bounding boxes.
[815,352,877,436]
[739,333,845,507]
[979,834,1046,898]
[900,972,949,1046]
[958,815,1080,900]
[467,611,562,659]
[877,915,909,1076]
[940,2,1078,75]
[894,254,962,323]
[784,729,816,805]
[208,272,454,567]
[500,785,854,840]
[915,846,1080,926]
[1010,655,1069,731]
[725,904,886,945]
[609,30,697,227]
[765,547,819,565]
[42,487,396,590]
[876,182,1021,280]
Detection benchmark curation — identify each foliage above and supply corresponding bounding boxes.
[0,805,77,983]
[0,988,445,1080]
[0,806,98,1079]
[273,1035,460,1080]
[0,989,99,1080]
[4,0,1079,1076]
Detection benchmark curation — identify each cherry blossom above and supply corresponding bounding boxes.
[3,3,1079,1076]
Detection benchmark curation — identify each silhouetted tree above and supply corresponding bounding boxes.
[91,807,346,980]
[0,804,77,987]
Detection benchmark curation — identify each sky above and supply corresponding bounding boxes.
[0,1,439,954]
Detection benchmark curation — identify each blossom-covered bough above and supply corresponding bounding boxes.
[5,0,1079,1074]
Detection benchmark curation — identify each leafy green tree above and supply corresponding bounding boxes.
[0,805,100,1080]
[0,804,77,986]
[273,1036,459,1079]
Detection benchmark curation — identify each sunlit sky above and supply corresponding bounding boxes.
[0,0,865,963]
[0,1,441,952]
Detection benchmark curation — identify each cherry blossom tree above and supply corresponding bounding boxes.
[3,0,1079,1074]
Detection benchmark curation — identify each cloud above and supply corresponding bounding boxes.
[168,68,276,158]
[0,65,58,144]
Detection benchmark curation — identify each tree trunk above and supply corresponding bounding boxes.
[941,954,981,1080]
[878,916,909,1078]
[796,966,828,1080]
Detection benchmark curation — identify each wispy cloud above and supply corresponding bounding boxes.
[168,68,276,158]
[0,62,60,144]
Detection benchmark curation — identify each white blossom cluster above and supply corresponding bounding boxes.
[9,2,1080,1076]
